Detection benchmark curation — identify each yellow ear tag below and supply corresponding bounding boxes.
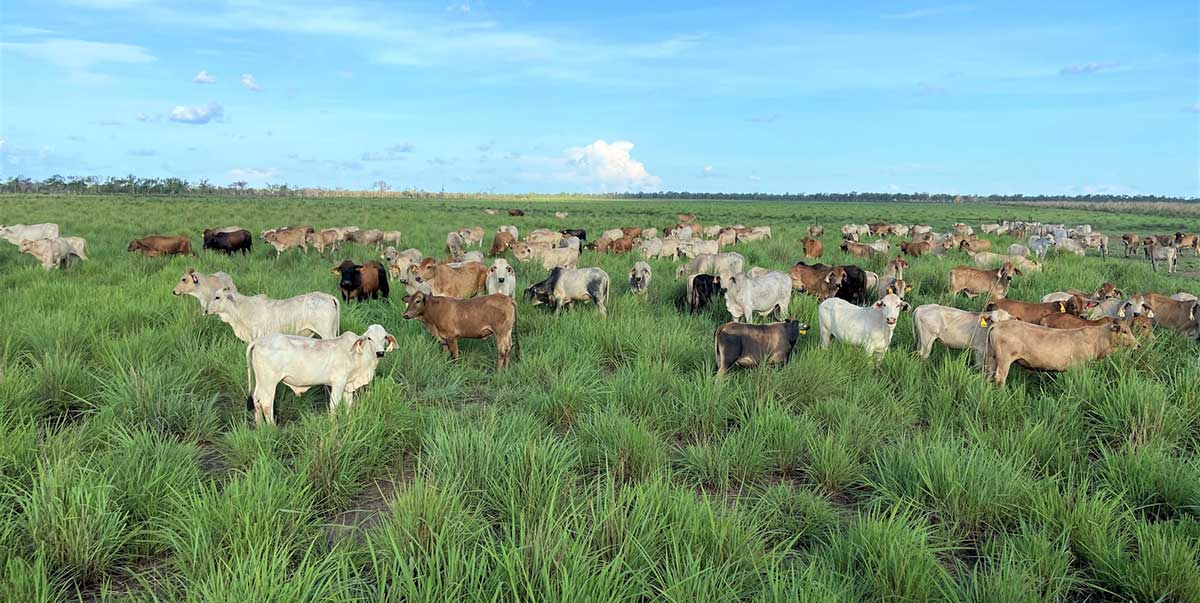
[906,285,913,292]
[1118,307,1126,318]
[1058,302,1066,313]
[979,316,988,327]
[798,329,808,335]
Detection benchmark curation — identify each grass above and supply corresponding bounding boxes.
[0,193,1198,600]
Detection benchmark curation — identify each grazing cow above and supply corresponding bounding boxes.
[1,223,60,245]
[607,236,635,255]
[802,238,824,259]
[245,324,397,426]
[332,260,389,302]
[818,293,908,359]
[457,227,485,248]
[807,225,824,238]
[736,229,769,243]
[58,237,88,261]
[381,231,403,245]
[884,256,909,280]
[555,211,569,219]
[347,229,386,249]
[900,241,932,257]
[981,224,1001,235]
[1028,236,1054,259]
[402,292,518,370]
[512,242,580,269]
[409,258,487,299]
[949,263,1020,299]
[1145,241,1178,273]
[203,229,253,255]
[724,270,791,323]
[841,240,876,258]
[1175,232,1199,255]
[1120,234,1140,257]
[687,274,723,313]
[262,227,311,256]
[489,231,516,257]
[637,238,665,260]
[971,252,1042,273]
[985,321,1138,386]
[560,228,587,241]
[1007,244,1030,257]
[912,305,1015,360]
[1054,237,1087,256]
[525,267,610,317]
[486,259,517,298]
[676,252,745,281]
[1139,293,1199,339]
[868,238,889,254]
[601,228,625,242]
[306,229,340,254]
[868,223,890,236]
[1076,233,1109,257]
[16,238,82,270]
[714,320,808,375]
[172,269,238,312]
[325,226,358,241]
[678,239,720,258]
[525,229,563,247]
[621,226,643,238]
[508,209,525,216]
[716,228,738,247]
[128,235,194,257]
[1038,313,1155,339]
[788,263,846,299]
[447,231,465,257]
[986,296,1087,323]
[629,261,652,295]
[206,288,340,343]
[960,238,991,253]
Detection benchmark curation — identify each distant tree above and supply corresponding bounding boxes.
[373,180,390,193]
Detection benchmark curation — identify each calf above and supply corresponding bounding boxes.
[818,293,908,360]
[172,269,238,312]
[333,260,389,302]
[960,238,991,253]
[409,258,487,298]
[1175,232,1199,255]
[714,320,808,375]
[1037,313,1155,339]
[306,229,340,254]
[841,240,877,258]
[204,229,253,255]
[490,231,516,257]
[486,259,517,297]
[949,263,1020,299]
[402,292,518,370]
[724,270,791,323]
[788,262,845,300]
[262,227,311,257]
[687,274,723,314]
[347,228,386,249]
[245,324,397,426]
[1120,234,1141,257]
[629,261,652,296]
[525,267,609,317]
[128,235,194,257]
[17,238,82,269]
[985,321,1138,386]
[1077,233,1109,257]
[899,241,932,257]
[0,223,59,245]
[985,296,1086,323]
[1145,241,1178,273]
[911,305,1015,360]
[512,242,580,269]
[802,238,823,258]
[207,288,340,342]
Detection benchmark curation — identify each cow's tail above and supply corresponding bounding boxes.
[713,324,723,375]
[244,341,256,411]
[331,296,342,336]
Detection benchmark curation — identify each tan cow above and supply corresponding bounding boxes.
[949,263,1021,299]
[402,292,518,370]
[985,296,1088,323]
[911,305,1015,360]
[985,321,1138,386]
[307,229,340,254]
[409,258,488,299]
[802,238,824,259]
[1140,293,1199,339]
[17,238,83,269]
[262,228,310,256]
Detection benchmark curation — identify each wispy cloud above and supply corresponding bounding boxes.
[240,73,261,90]
[747,113,781,124]
[169,102,224,124]
[361,143,415,161]
[1060,62,1120,75]
[228,167,279,184]
[0,37,155,82]
[882,4,973,20]
[193,69,216,84]
[128,148,157,157]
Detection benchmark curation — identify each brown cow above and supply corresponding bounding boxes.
[410,258,487,299]
[868,223,890,236]
[840,240,876,258]
[949,263,1020,299]
[307,229,340,254]
[714,319,807,375]
[802,238,824,259]
[986,296,1087,323]
[128,235,193,257]
[900,241,932,257]
[508,209,525,216]
[402,292,518,370]
[1121,234,1141,257]
[1140,293,1199,339]
[1038,313,1155,339]
[607,236,635,255]
[677,213,697,223]
[262,227,311,257]
[1176,232,1200,255]
[986,321,1138,386]
[332,260,389,302]
[960,238,991,253]
[788,263,846,299]
[621,226,643,238]
[489,231,515,257]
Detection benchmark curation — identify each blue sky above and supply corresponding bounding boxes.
[1,1,1197,196]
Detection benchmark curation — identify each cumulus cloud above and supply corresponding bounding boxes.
[564,139,660,192]
[240,73,261,90]
[169,102,223,124]
[361,143,416,161]
[193,70,216,84]
[1060,62,1119,75]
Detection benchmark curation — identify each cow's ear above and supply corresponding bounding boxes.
[352,336,367,353]
[507,265,513,273]
[1109,323,1121,332]
[1014,268,1023,276]
[190,272,199,284]
[874,300,884,308]
[385,334,398,352]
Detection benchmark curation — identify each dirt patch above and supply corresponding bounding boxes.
[323,459,415,548]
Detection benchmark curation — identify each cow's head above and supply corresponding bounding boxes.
[999,262,1021,280]
[401,292,428,320]
[1107,322,1139,350]
[205,287,236,316]
[354,324,397,358]
[1095,283,1123,300]
[783,319,810,343]
[490,260,514,284]
[173,269,200,296]
[127,240,143,252]
[886,279,912,299]
[825,267,847,288]
[874,293,908,326]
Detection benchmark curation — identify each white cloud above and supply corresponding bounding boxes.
[564,139,660,192]
[135,112,148,121]
[128,148,156,157]
[0,37,155,82]
[193,70,216,84]
[1060,62,1119,75]
[748,174,762,182]
[169,102,224,124]
[361,143,416,161]
[882,4,973,20]
[699,165,716,178]
[241,73,261,90]
[228,167,279,184]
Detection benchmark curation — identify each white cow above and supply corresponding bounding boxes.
[16,238,81,270]
[0,223,59,245]
[677,239,720,259]
[245,324,396,426]
[912,304,1015,360]
[1007,244,1030,257]
[1028,235,1055,259]
[723,270,791,323]
[629,261,652,295]
[486,259,517,297]
[818,294,908,359]
[675,252,745,280]
[384,247,424,282]
[172,269,238,312]
[206,288,341,343]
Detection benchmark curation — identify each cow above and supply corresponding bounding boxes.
[1028,235,1054,259]
[900,241,932,257]
[687,274,723,314]
[1139,293,1199,339]
[1091,296,1154,321]
[325,226,358,241]
[512,242,580,270]
[1145,241,1178,273]
[641,227,659,239]
[601,228,625,242]
[960,238,991,253]
[953,223,974,237]
[206,288,340,343]
[716,228,738,248]
[949,263,1020,299]
[1040,283,1124,305]
[0,223,59,245]
[409,258,487,299]
[244,324,397,426]
[484,209,500,216]
[723,270,791,323]
[204,229,253,255]
[57,237,88,261]
[677,213,697,223]
[871,277,911,302]
[841,240,876,258]
[1037,313,1155,339]
[402,292,518,370]
[457,227,485,248]
[789,263,846,300]
[383,247,424,282]
[621,226,643,239]
[262,227,311,257]
[560,229,587,241]
[884,256,909,280]
[970,252,1042,273]
[381,231,403,246]
[525,229,564,247]
[714,320,808,376]
[498,225,519,240]
[346,229,386,249]
[911,305,1015,361]
[508,209,525,217]
[525,267,609,317]
[677,239,720,259]
[986,296,1087,324]
[16,238,82,269]
[1076,233,1109,257]
[1175,233,1199,256]
[629,261,651,296]
[868,238,890,254]
[1054,237,1087,256]
[607,236,635,255]
[172,269,238,312]
[807,225,824,238]
[736,229,769,243]
[802,238,824,259]
[332,260,389,302]
[637,238,666,260]
[985,321,1138,386]
[128,235,194,257]
[447,231,466,257]
[306,229,340,254]
[555,211,569,219]
[486,259,517,298]
[704,225,724,239]
[1119,234,1140,257]
[818,293,908,360]
[1007,244,1030,257]
[675,252,745,281]
[489,231,516,257]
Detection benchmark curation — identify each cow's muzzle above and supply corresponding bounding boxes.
[886,318,897,326]
[376,351,385,358]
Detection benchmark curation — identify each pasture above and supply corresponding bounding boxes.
[1,194,1198,602]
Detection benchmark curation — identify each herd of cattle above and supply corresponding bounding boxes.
[1,214,1198,425]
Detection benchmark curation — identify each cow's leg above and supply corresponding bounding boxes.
[917,331,935,359]
[993,356,1013,386]
[496,335,510,370]
[254,380,278,426]
[328,379,347,413]
[446,338,460,360]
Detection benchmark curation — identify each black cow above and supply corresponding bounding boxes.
[688,274,723,314]
[714,319,807,375]
[203,229,252,255]
[560,228,587,241]
[835,265,869,306]
[332,260,389,302]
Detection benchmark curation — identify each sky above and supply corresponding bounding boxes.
[1,1,1197,196]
